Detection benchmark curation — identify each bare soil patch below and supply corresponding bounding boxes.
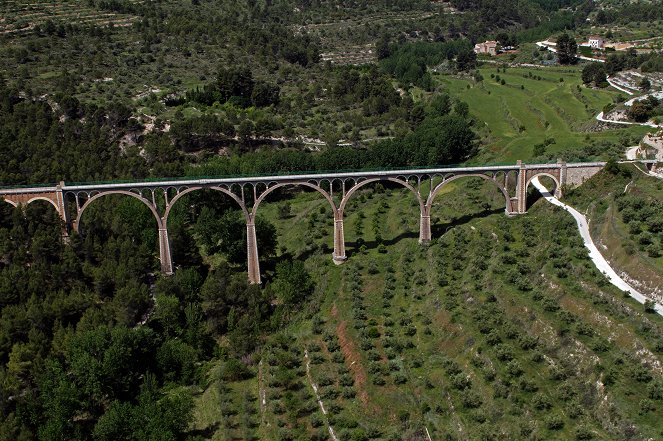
[333,304,369,405]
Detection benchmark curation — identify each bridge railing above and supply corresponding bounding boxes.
[61,162,524,186]
[3,159,648,192]
[1,160,563,191]
[0,183,59,191]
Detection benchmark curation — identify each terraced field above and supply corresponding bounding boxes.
[298,9,439,65]
[438,66,650,162]
[0,0,140,35]
[190,170,663,440]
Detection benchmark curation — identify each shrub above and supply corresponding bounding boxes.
[461,390,482,409]
[367,351,381,361]
[451,374,471,390]
[403,325,417,336]
[340,374,354,386]
[388,360,401,372]
[639,398,655,414]
[372,376,386,385]
[576,322,594,337]
[542,296,560,312]
[310,414,323,428]
[310,353,325,364]
[506,360,524,377]
[575,426,593,440]
[311,430,328,441]
[518,334,537,350]
[273,402,285,415]
[221,358,254,381]
[366,327,380,338]
[321,388,340,400]
[519,378,538,392]
[567,401,584,419]
[644,300,657,313]
[632,366,653,383]
[545,414,564,430]
[350,429,368,441]
[532,393,552,410]
[647,381,663,400]
[495,344,515,361]
[530,351,544,363]
[332,352,345,363]
[393,373,407,384]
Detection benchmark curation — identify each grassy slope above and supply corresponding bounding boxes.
[565,165,663,300]
[437,66,649,162]
[192,177,663,440]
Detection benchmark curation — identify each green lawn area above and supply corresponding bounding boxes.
[437,66,649,162]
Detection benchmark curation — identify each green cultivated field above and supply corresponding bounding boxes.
[190,172,663,440]
[438,66,649,162]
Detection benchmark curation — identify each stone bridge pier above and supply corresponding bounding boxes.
[333,210,346,263]
[1,160,642,284]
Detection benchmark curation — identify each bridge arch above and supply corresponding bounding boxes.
[75,190,163,233]
[252,182,337,216]
[525,173,560,194]
[26,196,60,212]
[163,186,250,226]
[339,177,424,214]
[1,198,18,208]
[427,174,511,212]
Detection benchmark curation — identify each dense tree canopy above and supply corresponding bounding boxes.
[581,63,607,88]
[556,33,577,65]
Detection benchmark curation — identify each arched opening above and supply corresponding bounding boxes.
[4,199,65,268]
[427,175,510,239]
[340,178,423,256]
[251,182,336,264]
[70,193,160,325]
[27,197,60,212]
[164,187,265,274]
[525,173,560,209]
[76,192,162,274]
[0,198,18,229]
[0,197,62,234]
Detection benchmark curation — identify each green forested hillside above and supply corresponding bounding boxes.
[2,0,663,440]
[2,165,663,440]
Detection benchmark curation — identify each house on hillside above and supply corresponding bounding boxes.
[474,41,498,56]
[588,35,605,49]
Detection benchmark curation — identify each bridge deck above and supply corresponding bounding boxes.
[0,160,630,194]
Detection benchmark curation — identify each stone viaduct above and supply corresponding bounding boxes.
[0,160,658,284]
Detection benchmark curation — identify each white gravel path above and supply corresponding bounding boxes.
[532,177,663,316]
[606,77,635,95]
[596,111,662,128]
[625,145,640,160]
[304,350,338,441]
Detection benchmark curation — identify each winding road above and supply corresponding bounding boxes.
[531,177,663,316]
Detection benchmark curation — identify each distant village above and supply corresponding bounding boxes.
[474,33,662,57]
